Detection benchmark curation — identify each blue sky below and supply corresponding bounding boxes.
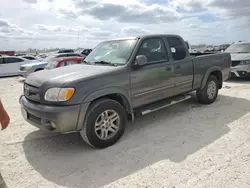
[0,0,249,50]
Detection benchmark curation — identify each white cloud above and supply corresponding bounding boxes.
[122,26,150,35]
[0,0,250,50]
[34,24,89,32]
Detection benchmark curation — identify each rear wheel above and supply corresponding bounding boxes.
[80,98,127,148]
[197,75,219,104]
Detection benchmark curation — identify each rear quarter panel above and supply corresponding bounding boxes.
[192,53,231,89]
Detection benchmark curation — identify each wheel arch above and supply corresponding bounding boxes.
[76,88,133,131]
[200,67,223,90]
[34,68,44,72]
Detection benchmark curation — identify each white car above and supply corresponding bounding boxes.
[0,56,36,77]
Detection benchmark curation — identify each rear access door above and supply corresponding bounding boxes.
[165,36,194,95]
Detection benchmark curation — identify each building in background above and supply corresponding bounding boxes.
[0,51,15,56]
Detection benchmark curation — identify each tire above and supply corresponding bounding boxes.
[80,98,127,149]
[35,69,43,72]
[197,75,219,104]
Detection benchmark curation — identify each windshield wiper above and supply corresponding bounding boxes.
[93,61,117,66]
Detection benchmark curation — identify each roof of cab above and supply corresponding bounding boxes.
[107,34,182,42]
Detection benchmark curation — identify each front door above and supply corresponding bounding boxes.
[130,37,175,108]
[166,36,194,95]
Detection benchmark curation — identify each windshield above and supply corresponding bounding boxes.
[225,43,250,53]
[45,60,58,69]
[84,39,137,65]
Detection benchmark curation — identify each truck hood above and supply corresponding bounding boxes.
[25,64,118,87]
[230,53,250,61]
[20,61,48,67]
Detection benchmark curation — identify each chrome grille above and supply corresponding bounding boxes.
[232,61,241,67]
[24,84,40,102]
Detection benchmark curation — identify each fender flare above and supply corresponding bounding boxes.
[76,88,133,131]
[200,66,222,90]
[83,87,133,114]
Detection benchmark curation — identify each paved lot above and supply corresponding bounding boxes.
[0,77,250,188]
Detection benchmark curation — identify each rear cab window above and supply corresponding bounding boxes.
[137,38,169,64]
[166,36,187,61]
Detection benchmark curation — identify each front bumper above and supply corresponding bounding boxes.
[231,65,250,77]
[20,95,82,133]
[18,70,29,78]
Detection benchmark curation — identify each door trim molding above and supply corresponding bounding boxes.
[175,79,193,86]
[134,84,175,97]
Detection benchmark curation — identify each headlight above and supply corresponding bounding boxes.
[240,60,250,65]
[25,66,32,70]
[44,88,75,101]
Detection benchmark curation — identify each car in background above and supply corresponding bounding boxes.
[36,53,48,60]
[19,53,83,78]
[57,49,74,53]
[75,48,92,56]
[45,57,85,70]
[22,55,38,61]
[225,42,250,77]
[15,53,26,56]
[0,56,34,77]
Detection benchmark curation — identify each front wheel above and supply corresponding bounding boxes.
[80,98,127,148]
[197,75,219,104]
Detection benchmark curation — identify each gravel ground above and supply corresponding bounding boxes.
[0,77,250,188]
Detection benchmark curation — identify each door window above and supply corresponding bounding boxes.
[23,56,36,60]
[60,60,76,67]
[166,37,187,61]
[4,57,24,64]
[137,38,168,63]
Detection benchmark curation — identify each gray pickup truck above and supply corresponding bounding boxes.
[20,34,231,148]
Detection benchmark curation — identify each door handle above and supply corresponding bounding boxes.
[176,64,181,69]
[165,67,172,71]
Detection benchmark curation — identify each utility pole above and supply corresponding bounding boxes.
[77,30,80,49]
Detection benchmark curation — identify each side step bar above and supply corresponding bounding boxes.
[135,94,192,116]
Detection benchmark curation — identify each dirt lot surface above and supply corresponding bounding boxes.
[1,77,250,188]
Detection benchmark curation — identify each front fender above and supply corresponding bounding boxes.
[200,66,221,90]
[76,88,132,131]
[84,88,130,102]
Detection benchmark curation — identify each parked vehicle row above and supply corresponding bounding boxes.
[20,34,231,149]
[0,48,93,78]
[45,57,85,70]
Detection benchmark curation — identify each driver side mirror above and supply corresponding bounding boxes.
[134,55,148,67]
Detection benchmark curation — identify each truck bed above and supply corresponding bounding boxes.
[191,52,231,90]
[190,52,216,57]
